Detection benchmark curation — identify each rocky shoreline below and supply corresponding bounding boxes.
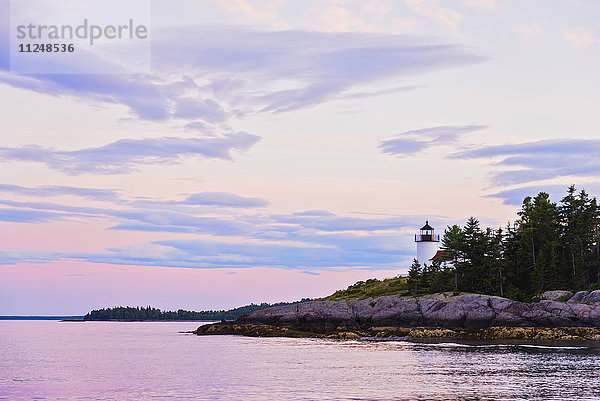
[236,291,600,330]
[194,290,600,342]
[193,322,600,343]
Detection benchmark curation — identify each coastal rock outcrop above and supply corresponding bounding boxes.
[541,290,573,301]
[193,323,600,342]
[582,290,600,304]
[568,291,589,304]
[236,292,600,331]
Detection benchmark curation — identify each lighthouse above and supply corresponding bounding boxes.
[415,221,439,265]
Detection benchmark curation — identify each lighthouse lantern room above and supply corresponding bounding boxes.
[415,220,440,265]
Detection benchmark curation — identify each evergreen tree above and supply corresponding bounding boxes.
[407,258,422,293]
[561,186,599,287]
[517,192,561,292]
[459,217,487,292]
[441,224,463,291]
[482,227,504,296]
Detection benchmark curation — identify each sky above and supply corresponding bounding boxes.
[1,0,599,314]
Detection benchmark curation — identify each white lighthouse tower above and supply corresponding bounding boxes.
[415,221,439,265]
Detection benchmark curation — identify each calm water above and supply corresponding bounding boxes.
[1,321,600,401]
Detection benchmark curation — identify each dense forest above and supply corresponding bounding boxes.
[84,300,312,321]
[408,186,600,301]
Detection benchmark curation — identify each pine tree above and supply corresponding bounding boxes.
[441,224,463,291]
[407,258,422,293]
[561,186,599,287]
[460,217,487,292]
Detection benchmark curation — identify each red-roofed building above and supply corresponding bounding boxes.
[430,250,450,262]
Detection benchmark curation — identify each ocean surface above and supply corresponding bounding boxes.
[2,321,600,401]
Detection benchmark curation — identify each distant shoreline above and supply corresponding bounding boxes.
[0,316,221,322]
[73,319,221,322]
[0,316,84,320]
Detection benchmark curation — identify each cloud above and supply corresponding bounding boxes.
[0,199,110,215]
[0,207,425,270]
[110,209,256,236]
[78,214,421,269]
[184,121,211,132]
[343,85,422,99]
[257,81,347,113]
[564,26,598,47]
[0,208,66,223]
[182,192,269,208]
[0,183,445,270]
[300,270,320,275]
[379,137,430,156]
[0,184,120,202]
[0,250,62,266]
[93,235,413,269]
[487,183,600,206]
[271,210,437,232]
[512,22,543,42]
[1,228,419,270]
[0,195,261,238]
[173,98,228,122]
[405,0,463,31]
[0,72,175,121]
[0,133,261,175]
[379,124,486,156]
[0,26,484,122]
[451,139,600,186]
[153,27,482,81]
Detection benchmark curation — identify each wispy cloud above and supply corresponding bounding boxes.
[512,22,543,42]
[452,139,600,186]
[173,98,229,122]
[0,133,260,175]
[0,188,437,270]
[379,124,486,156]
[564,26,599,47]
[182,192,269,208]
[343,85,422,99]
[109,209,256,236]
[0,199,110,215]
[0,184,120,202]
[487,183,600,206]
[272,209,427,232]
[405,0,464,32]
[0,26,485,123]
[75,235,414,270]
[0,208,66,223]
[0,72,176,121]
[0,250,62,266]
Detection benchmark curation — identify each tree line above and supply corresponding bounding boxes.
[408,186,600,301]
[84,300,313,321]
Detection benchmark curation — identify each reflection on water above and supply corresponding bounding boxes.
[1,321,600,401]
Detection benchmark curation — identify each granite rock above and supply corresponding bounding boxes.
[568,291,589,304]
[582,290,600,304]
[541,290,573,301]
[237,292,600,330]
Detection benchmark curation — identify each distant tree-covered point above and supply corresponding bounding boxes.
[84,300,313,321]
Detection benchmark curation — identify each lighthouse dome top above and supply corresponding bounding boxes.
[420,221,434,231]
